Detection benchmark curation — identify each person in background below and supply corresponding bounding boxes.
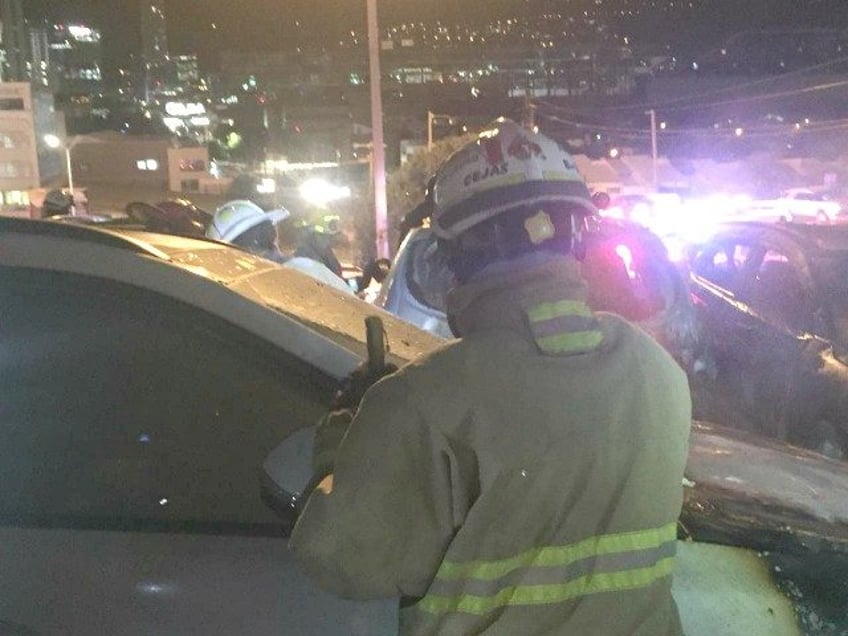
[206,199,352,294]
[293,212,345,278]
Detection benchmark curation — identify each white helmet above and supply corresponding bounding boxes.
[206,200,290,242]
[430,118,596,241]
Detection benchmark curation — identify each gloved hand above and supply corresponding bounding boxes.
[312,408,355,478]
[331,360,398,411]
[310,361,398,479]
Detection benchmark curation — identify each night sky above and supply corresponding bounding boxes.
[25,0,848,74]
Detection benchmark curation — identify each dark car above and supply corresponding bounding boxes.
[687,221,848,458]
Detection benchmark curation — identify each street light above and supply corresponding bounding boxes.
[427,111,457,152]
[43,134,75,198]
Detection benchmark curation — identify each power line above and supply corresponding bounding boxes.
[643,78,848,112]
[536,77,848,127]
[533,56,848,120]
[597,53,848,113]
[537,111,848,140]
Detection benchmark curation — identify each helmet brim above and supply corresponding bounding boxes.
[434,180,597,240]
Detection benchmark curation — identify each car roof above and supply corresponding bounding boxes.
[0,218,442,379]
[706,221,848,256]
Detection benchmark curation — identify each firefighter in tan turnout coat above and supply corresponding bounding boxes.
[290,118,692,635]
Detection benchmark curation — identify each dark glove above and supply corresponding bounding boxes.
[312,408,356,478]
[331,361,399,411]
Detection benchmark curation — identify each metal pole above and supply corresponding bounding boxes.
[366,0,389,259]
[427,110,434,152]
[65,147,74,196]
[650,109,658,189]
[523,95,536,130]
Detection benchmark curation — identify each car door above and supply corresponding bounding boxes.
[0,267,396,635]
[691,236,763,363]
[691,234,813,440]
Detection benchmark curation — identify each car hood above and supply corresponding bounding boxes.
[683,421,848,554]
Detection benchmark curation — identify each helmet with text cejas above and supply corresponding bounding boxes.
[429,118,597,245]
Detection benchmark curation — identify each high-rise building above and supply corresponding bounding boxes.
[140,0,170,99]
[28,26,51,88]
[0,0,29,82]
[0,82,67,209]
[49,23,104,98]
[175,55,199,85]
[141,0,169,64]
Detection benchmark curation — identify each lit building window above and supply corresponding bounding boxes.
[136,159,159,171]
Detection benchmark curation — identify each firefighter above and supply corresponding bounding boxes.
[293,211,345,278]
[206,199,353,293]
[206,199,290,263]
[289,119,692,635]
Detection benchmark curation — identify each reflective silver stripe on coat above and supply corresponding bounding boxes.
[419,523,678,616]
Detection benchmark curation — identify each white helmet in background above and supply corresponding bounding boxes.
[206,199,290,242]
[430,118,596,241]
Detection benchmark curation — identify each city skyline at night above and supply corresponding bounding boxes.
[24,0,848,77]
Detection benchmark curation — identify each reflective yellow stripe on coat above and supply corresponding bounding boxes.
[419,523,678,616]
[525,299,603,355]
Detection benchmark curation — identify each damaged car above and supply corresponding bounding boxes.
[688,221,848,459]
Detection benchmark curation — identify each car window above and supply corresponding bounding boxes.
[692,241,758,296]
[750,249,812,332]
[0,267,335,534]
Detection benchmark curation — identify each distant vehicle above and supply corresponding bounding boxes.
[27,187,90,217]
[375,220,705,371]
[778,188,843,224]
[2,218,848,635]
[744,189,844,225]
[50,200,213,239]
[687,221,848,458]
[125,200,211,237]
[156,198,214,231]
[603,192,683,228]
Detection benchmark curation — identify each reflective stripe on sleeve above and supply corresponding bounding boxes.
[419,523,678,616]
[525,299,603,355]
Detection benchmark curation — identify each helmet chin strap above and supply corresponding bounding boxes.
[571,214,587,261]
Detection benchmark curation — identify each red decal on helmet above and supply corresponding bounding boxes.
[507,135,544,160]
[480,137,505,167]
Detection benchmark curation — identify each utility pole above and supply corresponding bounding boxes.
[523,95,537,130]
[647,109,658,191]
[366,0,389,259]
